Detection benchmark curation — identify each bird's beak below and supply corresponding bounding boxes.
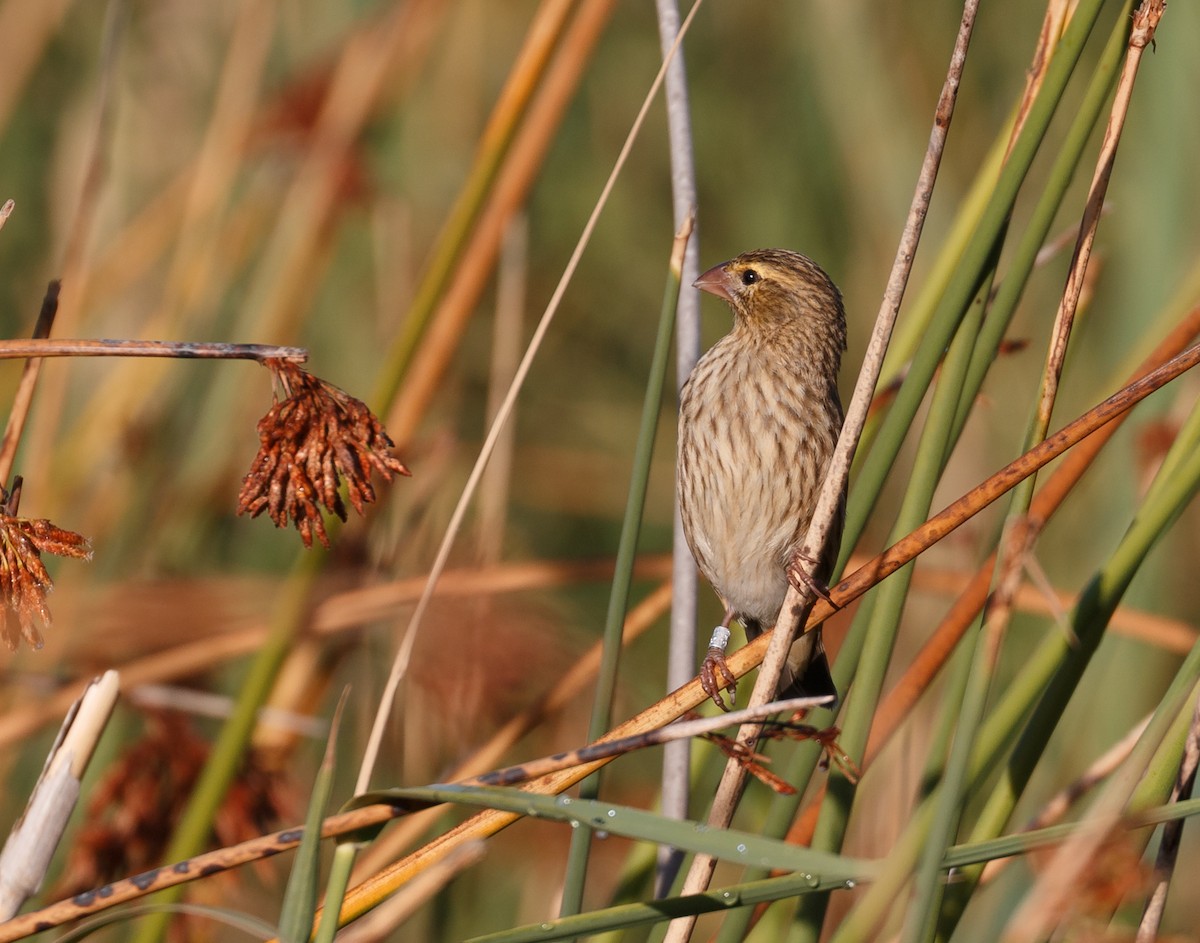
[693,262,735,304]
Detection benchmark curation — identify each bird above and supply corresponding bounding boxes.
[678,248,847,710]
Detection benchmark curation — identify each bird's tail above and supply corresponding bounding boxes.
[778,627,838,709]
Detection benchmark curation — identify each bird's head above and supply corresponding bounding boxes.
[693,248,845,350]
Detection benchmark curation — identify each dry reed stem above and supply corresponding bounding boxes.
[469,695,837,789]
[335,341,1200,929]
[3,341,1195,942]
[782,305,1200,848]
[1007,0,1075,158]
[656,0,705,872]
[384,0,618,445]
[1137,693,1200,942]
[981,714,1150,885]
[0,303,1186,940]
[0,339,306,361]
[0,803,405,943]
[333,842,488,943]
[0,282,60,488]
[349,579,673,878]
[667,1,983,928]
[999,7,1170,936]
[0,581,673,940]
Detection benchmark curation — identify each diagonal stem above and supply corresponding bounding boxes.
[664,3,981,938]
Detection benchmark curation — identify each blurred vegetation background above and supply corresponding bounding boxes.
[0,0,1197,940]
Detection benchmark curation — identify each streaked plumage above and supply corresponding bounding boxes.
[678,248,846,705]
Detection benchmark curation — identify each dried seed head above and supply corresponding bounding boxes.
[0,516,92,650]
[238,360,411,547]
[53,711,292,898]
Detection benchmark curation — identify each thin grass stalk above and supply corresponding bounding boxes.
[371,0,574,409]
[21,0,124,491]
[654,0,703,894]
[278,691,347,943]
[873,0,1073,399]
[796,262,997,942]
[872,0,1066,395]
[871,136,1005,399]
[1031,1,1157,444]
[464,796,1200,943]
[715,620,974,943]
[313,845,358,943]
[838,0,1112,570]
[324,342,1200,932]
[354,1,702,795]
[1134,695,1200,941]
[851,304,1200,799]
[1005,652,1199,939]
[941,387,1200,936]
[907,6,1147,937]
[470,874,849,943]
[902,572,1000,940]
[383,0,618,444]
[350,580,673,879]
[0,338,1190,943]
[1139,701,1199,938]
[952,6,1132,440]
[558,217,694,915]
[0,282,60,487]
[665,5,982,933]
[477,217,528,564]
[828,396,1200,941]
[1001,406,1200,933]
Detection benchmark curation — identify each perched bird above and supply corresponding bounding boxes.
[678,248,847,709]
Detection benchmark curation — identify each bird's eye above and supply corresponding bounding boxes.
[741,269,760,286]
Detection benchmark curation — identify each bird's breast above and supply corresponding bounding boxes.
[678,340,841,624]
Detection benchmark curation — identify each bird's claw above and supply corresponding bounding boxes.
[700,646,738,711]
[788,550,840,610]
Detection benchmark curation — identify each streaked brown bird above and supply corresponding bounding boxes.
[678,248,846,710]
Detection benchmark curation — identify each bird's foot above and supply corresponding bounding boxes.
[803,723,860,782]
[700,625,738,711]
[788,550,840,610]
[700,647,738,711]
